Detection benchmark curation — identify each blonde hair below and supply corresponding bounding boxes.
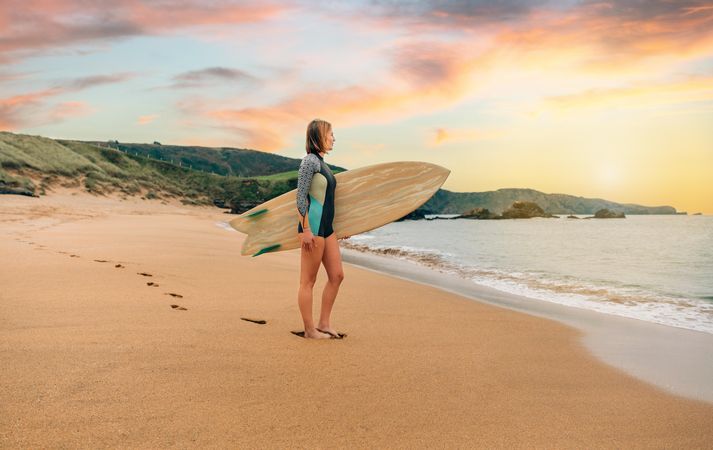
[305,119,332,155]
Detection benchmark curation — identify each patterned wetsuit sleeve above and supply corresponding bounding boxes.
[296,154,320,217]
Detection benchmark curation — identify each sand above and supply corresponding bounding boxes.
[342,249,713,404]
[1,190,713,449]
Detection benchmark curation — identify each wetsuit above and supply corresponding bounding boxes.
[296,153,337,238]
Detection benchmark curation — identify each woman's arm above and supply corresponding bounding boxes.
[296,154,320,224]
[298,210,311,232]
[297,154,320,244]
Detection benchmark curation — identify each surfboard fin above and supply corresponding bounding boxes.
[253,244,281,257]
[246,208,268,218]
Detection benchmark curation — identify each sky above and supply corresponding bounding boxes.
[1,0,712,213]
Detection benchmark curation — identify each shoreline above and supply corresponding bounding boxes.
[341,248,713,404]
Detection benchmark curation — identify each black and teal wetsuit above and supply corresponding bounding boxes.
[296,153,337,238]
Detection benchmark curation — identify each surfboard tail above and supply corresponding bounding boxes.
[252,243,281,257]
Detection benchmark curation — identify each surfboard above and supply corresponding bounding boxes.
[230,161,450,256]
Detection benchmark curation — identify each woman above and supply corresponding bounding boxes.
[296,119,345,339]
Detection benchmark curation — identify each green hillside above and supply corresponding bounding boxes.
[422,188,678,215]
[93,141,343,177]
[1,131,678,215]
[0,132,312,210]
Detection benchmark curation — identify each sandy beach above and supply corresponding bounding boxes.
[2,191,713,449]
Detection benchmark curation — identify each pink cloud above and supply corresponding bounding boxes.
[48,101,93,121]
[137,114,159,125]
[544,74,713,111]
[0,94,92,129]
[490,2,713,71]
[191,38,491,151]
[430,127,505,146]
[0,72,130,129]
[0,88,63,129]
[177,1,713,151]
[0,0,290,60]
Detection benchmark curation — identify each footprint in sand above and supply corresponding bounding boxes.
[115,264,124,268]
[70,254,80,258]
[241,317,267,325]
[170,304,188,311]
[165,292,183,298]
[94,259,109,263]
[147,282,159,287]
[137,272,152,277]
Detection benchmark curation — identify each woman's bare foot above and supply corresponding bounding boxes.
[304,328,332,339]
[316,324,345,339]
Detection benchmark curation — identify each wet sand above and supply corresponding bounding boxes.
[342,249,713,404]
[2,191,713,448]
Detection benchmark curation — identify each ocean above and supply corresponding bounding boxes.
[342,215,713,335]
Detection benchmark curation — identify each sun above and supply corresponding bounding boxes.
[596,163,623,188]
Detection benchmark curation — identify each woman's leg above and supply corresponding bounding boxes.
[317,233,344,335]
[298,235,331,339]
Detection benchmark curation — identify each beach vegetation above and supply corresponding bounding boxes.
[0,131,313,209]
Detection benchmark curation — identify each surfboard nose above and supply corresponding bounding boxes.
[425,163,450,184]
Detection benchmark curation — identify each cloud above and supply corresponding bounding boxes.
[186,1,713,152]
[137,114,159,125]
[390,41,462,88]
[431,127,505,146]
[0,1,290,62]
[0,89,59,129]
[48,101,94,122]
[0,70,35,82]
[434,128,449,145]
[340,1,713,70]
[170,67,258,89]
[198,82,472,151]
[61,73,136,90]
[493,1,713,70]
[320,0,552,29]
[185,36,492,151]
[543,75,713,111]
[0,72,132,129]
[0,94,92,129]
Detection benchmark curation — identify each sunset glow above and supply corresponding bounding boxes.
[1,0,711,213]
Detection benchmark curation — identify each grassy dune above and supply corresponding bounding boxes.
[0,132,302,210]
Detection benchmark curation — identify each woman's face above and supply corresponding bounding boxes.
[324,129,335,153]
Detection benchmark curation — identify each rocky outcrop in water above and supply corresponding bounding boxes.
[585,208,626,219]
[460,207,500,220]
[397,208,436,221]
[501,201,555,219]
[457,201,554,220]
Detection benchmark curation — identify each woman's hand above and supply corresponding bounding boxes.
[301,229,315,251]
